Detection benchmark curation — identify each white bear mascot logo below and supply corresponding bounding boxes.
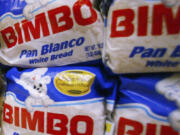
[15,68,54,112]
[156,74,180,131]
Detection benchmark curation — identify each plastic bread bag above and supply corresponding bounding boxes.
[0,0,104,67]
[0,69,6,132]
[104,74,118,135]
[105,73,180,135]
[102,0,180,74]
[1,66,117,135]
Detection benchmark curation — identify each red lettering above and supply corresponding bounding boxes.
[152,4,180,35]
[118,117,143,135]
[48,6,73,34]
[146,123,156,135]
[21,108,44,132]
[14,107,20,127]
[1,27,17,48]
[47,112,68,135]
[110,9,134,37]
[14,23,23,45]
[138,6,148,36]
[70,115,94,135]
[2,104,96,134]
[73,0,97,26]
[22,13,50,42]
[160,125,178,135]
[3,103,13,124]
[1,2,99,48]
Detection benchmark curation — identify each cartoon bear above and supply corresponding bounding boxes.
[23,0,50,20]
[15,68,54,112]
[156,74,180,131]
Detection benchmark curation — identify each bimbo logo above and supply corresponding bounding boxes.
[3,103,94,134]
[0,0,98,48]
[116,117,179,135]
[110,3,180,38]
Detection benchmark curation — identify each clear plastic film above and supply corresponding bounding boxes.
[110,73,180,135]
[0,0,104,68]
[1,66,118,135]
[102,0,180,74]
